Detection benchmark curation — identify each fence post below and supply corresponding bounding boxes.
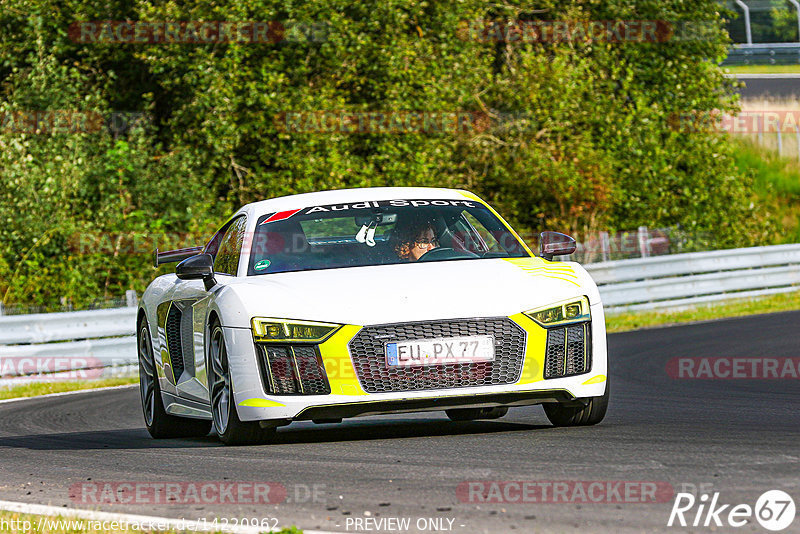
[758,114,763,146]
[0,302,4,316]
[778,128,783,157]
[600,231,610,262]
[638,226,650,258]
[787,0,800,42]
[126,290,138,308]
[734,0,753,44]
[795,125,800,162]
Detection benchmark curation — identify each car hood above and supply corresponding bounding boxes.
[215,257,599,328]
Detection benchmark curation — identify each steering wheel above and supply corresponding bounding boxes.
[417,247,479,262]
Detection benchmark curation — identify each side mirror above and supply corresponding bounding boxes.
[539,231,576,261]
[176,253,217,291]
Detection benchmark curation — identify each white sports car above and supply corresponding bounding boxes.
[138,187,608,444]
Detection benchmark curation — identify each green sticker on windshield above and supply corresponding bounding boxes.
[254,259,271,271]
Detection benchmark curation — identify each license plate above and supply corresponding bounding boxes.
[385,335,495,367]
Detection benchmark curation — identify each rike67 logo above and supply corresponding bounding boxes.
[668,490,795,531]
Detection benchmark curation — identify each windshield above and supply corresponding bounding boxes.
[247,199,529,275]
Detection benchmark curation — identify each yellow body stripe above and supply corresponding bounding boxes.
[504,257,581,286]
[510,313,548,385]
[238,398,286,408]
[582,374,606,385]
[318,325,368,395]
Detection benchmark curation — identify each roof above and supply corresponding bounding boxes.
[239,187,481,217]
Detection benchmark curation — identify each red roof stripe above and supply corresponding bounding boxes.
[261,209,301,224]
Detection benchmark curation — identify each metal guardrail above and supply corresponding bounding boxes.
[1,243,799,378]
[724,43,800,65]
[586,243,800,313]
[0,307,137,378]
[0,307,136,345]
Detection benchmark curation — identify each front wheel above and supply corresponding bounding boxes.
[208,323,276,445]
[543,379,609,427]
[138,322,211,438]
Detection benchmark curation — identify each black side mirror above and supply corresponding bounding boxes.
[539,231,577,261]
[176,253,217,291]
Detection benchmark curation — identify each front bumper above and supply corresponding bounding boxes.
[225,302,608,422]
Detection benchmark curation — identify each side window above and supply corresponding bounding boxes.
[213,216,247,275]
[463,212,504,253]
[449,215,488,254]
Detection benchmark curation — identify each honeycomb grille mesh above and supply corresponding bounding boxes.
[293,346,331,395]
[348,318,526,393]
[179,310,195,376]
[165,306,184,381]
[264,346,297,394]
[544,321,591,379]
[544,328,565,378]
[258,345,331,395]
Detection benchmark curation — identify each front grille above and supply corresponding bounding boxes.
[257,345,331,395]
[544,321,591,379]
[293,346,331,395]
[544,328,565,378]
[348,318,526,393]
[165,306,184,381]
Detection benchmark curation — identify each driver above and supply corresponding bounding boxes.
[393,217,439,261]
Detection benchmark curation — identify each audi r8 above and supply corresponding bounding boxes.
[137,187,609,444]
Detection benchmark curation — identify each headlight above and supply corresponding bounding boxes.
[524,296,590,327]
[251,318,342,343]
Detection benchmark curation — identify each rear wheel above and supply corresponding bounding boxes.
[543,379,609,427]
[209,323,276,445]
[446,407,508,421]
[138,321,211,438]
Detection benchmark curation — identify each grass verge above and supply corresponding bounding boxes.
[0,510,303,533]
[729,134,800,243]
[725,64,800,74]
[605,290,800,333]
[0,377,138,401]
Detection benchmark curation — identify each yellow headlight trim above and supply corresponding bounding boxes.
[524,296,591,327]
[251,318,342,343]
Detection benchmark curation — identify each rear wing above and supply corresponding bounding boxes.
[153,246,204,267]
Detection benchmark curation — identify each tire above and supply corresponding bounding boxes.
[543,378,609,427]
[208,322,276,445]
[137,321,212,438]
[446,407,508,421]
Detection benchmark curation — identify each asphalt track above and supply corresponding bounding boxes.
[737,75,800,98]
[0,312,798,533]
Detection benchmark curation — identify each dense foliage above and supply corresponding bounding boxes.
[0,0,773,309]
